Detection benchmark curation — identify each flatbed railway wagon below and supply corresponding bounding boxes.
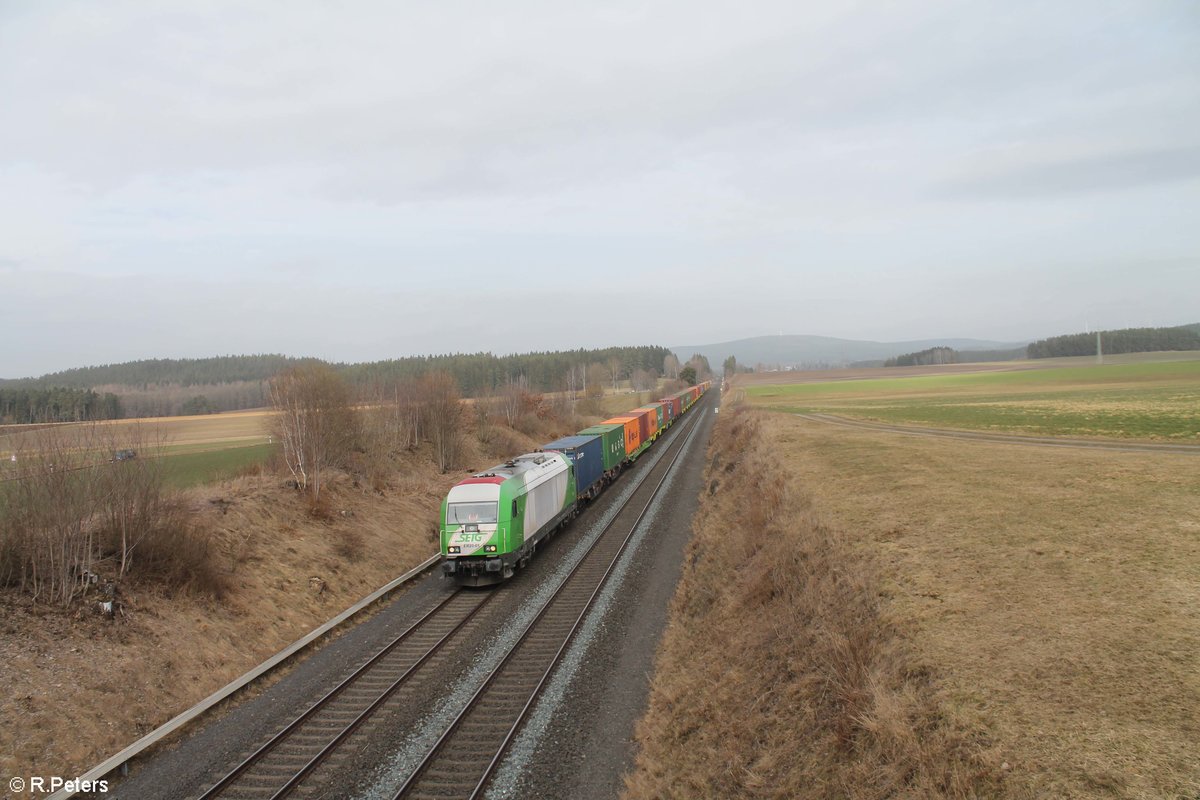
[441,452,577,586]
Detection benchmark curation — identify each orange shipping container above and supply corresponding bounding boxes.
[603,416,642,456]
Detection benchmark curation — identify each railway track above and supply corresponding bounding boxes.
[394,399,707,800]
[193,394,707,800]
[196,589,493,799]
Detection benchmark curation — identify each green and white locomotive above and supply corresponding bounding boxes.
[440,452,577,586]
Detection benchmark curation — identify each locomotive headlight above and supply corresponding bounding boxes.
[484,545,497,553]
[447,546,460,554]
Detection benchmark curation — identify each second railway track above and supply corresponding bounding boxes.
[197,589,493,800]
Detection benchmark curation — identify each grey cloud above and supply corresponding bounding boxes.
[1,1,1199,374]
[938,146,1200,200]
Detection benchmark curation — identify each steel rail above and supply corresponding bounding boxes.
[468,403,706,800]
[48,553,442,800]
[198,587,491,799]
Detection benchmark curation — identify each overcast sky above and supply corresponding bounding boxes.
[2,1,1198,377]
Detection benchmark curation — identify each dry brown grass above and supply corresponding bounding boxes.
[0,464,442,787]
[624,406,1002,800]
[751,411,1199,798]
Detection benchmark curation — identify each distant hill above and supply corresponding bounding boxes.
[672,334,1028,370]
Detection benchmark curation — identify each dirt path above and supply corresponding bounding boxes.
[793,412,1200,454]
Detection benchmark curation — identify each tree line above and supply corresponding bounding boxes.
[0,387,122,424]
[0,346,675,422]
[0,354,319,389]
[1027,326,1200,359]
[884,347,959,367]
[338,346,672,396]
[2,347,671,394]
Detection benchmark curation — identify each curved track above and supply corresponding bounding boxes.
[795,412,1200,454]
[394,400,707,800]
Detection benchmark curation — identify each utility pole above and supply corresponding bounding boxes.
[1096,331,1103,364]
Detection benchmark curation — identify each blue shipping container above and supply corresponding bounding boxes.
[541,434,604,498]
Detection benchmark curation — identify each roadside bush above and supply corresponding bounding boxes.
[112,498,228,599]
[0,423,227,605]
[333,529,365,562]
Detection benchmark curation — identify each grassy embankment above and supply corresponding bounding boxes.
[744,356,1200,440]
[627,367,1199,798]
[626,405,1002,799]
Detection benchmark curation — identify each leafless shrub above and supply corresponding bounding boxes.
[117,496,228,598]
[357,384,408,490]
[333,529,365,562]
[474,389,498,446]
[0,422,226,604]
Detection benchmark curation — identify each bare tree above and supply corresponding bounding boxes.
[630,367,660,392]
[269,364,358,505]
[564,363,586,414]
[586,363,608,400]
[607,357,623,391]
[474,385,498,445]
[497,374,527,427]
[416,371,463,473]
[0,420,222,605]
[397,380,422,449]
[663,353,680,380]
[95,423,169,578]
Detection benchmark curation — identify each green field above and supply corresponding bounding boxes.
[0,442,275,489]
[161,443,276,489]
[745,359,1200,440]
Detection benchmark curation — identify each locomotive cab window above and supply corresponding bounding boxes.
[446,502,498,524]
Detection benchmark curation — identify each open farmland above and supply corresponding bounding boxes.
[742,353,1200,441]
[769,412,1198,796]
[627,406,1199,798]
[0,409,277,486]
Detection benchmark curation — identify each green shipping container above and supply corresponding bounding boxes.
[577,424,628,470]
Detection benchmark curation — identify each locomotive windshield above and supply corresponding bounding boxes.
[446,502,498,524]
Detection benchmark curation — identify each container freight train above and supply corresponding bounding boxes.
[440,381,711,585]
